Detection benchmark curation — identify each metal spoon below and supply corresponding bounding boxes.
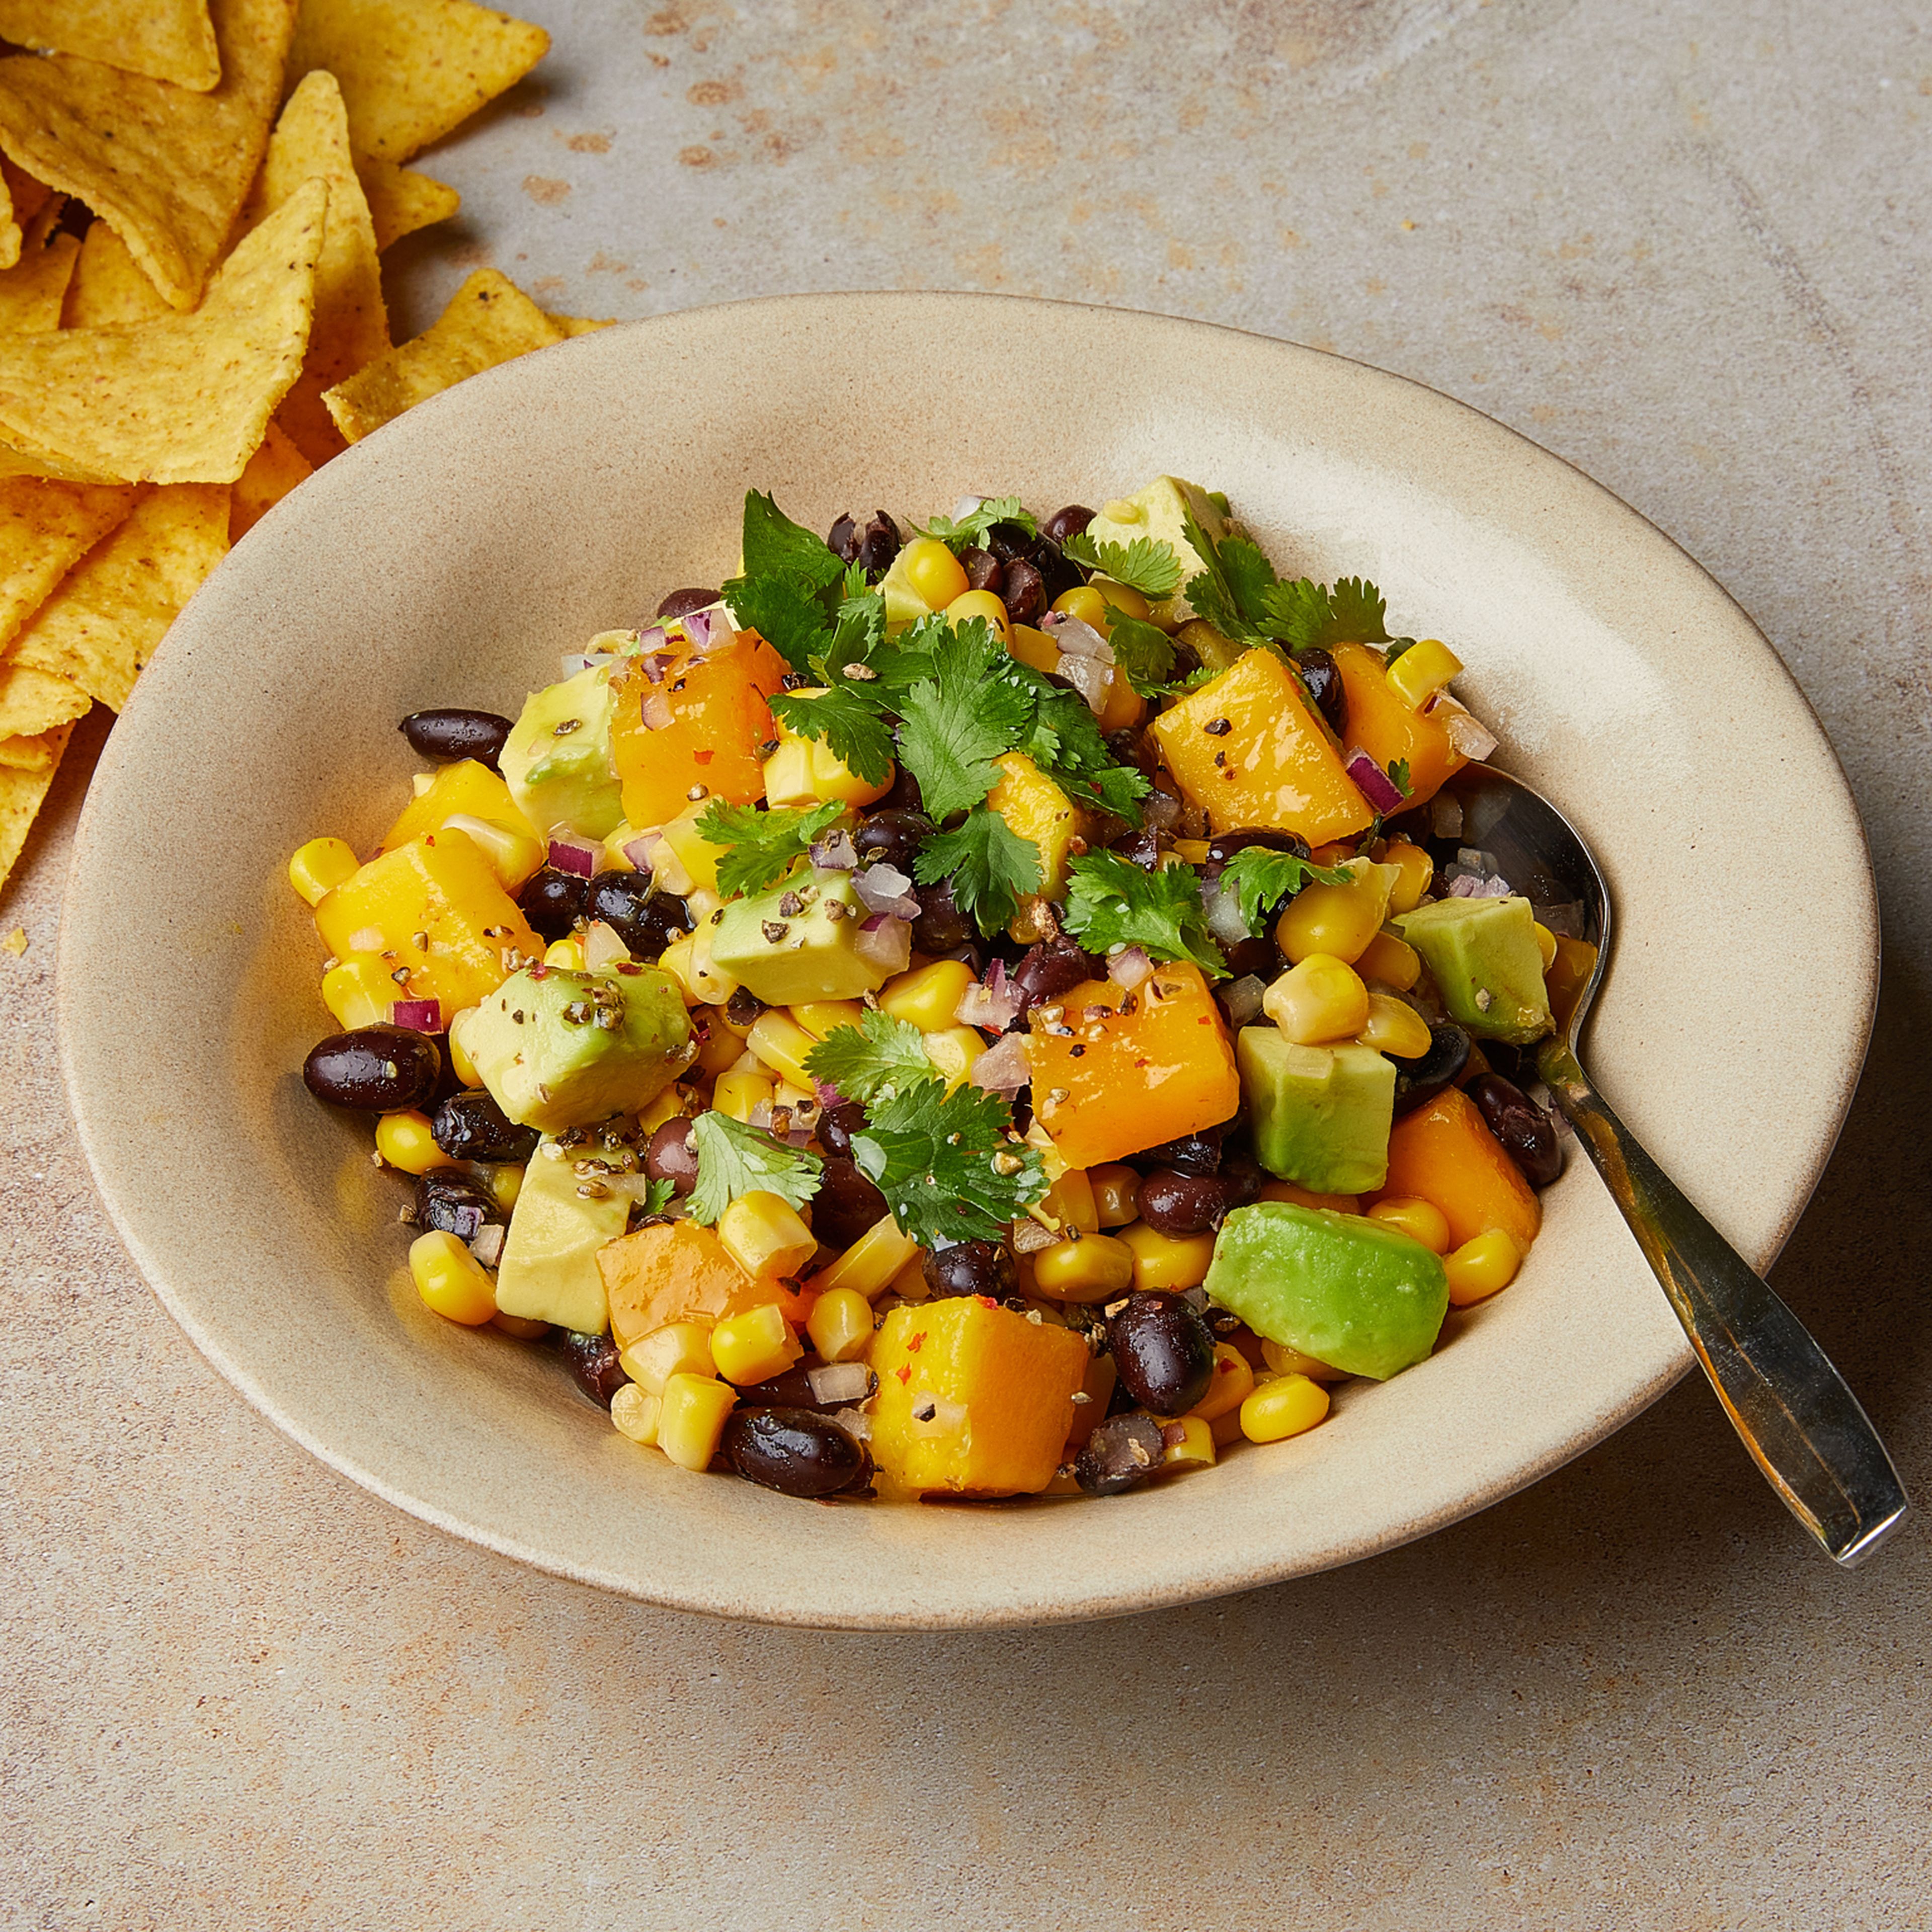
[1434,765,1907,1567]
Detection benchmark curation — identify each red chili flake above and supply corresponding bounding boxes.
[907,1332,925,1351]
[693,749,714,765]
[895,1365,911,1385]
[976,1295,997,1308]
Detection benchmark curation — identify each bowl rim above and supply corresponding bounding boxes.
[57,290,1879,1628]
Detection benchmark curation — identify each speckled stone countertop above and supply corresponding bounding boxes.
[5,4,1928,1925]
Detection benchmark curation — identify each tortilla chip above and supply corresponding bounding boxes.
[323,266,562,443]
[0,661,90,738]
[0,198,78,334]
[0,717,70,897]
[0,0,297,312]
[60,219,175,329]
[0,0,223,92]
[0,727,59,769]
[0,178,325,485]
[0,477,140,650]
[239,69,386,465]
[355,147,458,252]
[545,312,616,337]
[5,483,229,710]
[286,0,548,164]
[230,419,311,538]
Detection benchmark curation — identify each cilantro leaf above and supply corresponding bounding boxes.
[1219,846,1354,934]
[1062,851,1227,977]
[913,806,1041,934]
[1015,673,1150,823]
[803,1010,941,1107]
[695,799,846,900]
[768,684,897,789]
[894,622,1031,819]
[1179,507,1276,645]
[1259,575,1392,652]
[635,1175,678,1220]
[1328,577,1391,646]
[913,495,1038,550]
[687,1111,824,1227]
[850,1082,1046,1246]
[1060,533,1185,599]
[741,491,845,593]
[718,571,829,674]
[1389,758,1413,799]
[1101,611,1178,697]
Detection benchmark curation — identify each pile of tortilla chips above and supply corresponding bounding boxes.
[0,0,614,898]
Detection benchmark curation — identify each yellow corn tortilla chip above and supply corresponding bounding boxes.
[0,199,78,334]
[0,0,223,92]
[354,147,458,252]
[545,312,616,337]
[323,266,561,443]
[60,219,175,329]
[239,69,386,465]
[0,717,70,897]
[0,178,325,484]
[286,0,548,164]
[0,726,59,770]
[0,477,140,650]
[5,483,230,710]
[0,0,297,312]
[231,420,311,538]
[0,662,90,738]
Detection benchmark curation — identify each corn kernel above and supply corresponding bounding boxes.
[889,1248,931,1300]
[444,1014,482,1085]
[1261,1337,1348,1383]
[1366,1195,1453,1254]
[1007,623,1061,677]
[376,1109,454,1175]
[1031,1231,1135,1303]
[792,999,866,1041]
[718,1189,818,1282]
[544,936,586,970]
[695,1016,748,1076]
[1161,1413,1217,1470]
[491,1310,550,1339]
[1187,1342,1255,1423]
[1355,929,1421,991]
[658,926,737,1005]
[1382,840,1434,914]
[879,958,977,1032]
[656,806,727,896]
[902,537,970,610]
[1443,1228,1522,1306]
[806,1286,875,1363]
[1091,577,1151,622]
[321,954,396,1030]
[1356,989,1432,1059]
[1052,584,1112,631]
[747,1009,819,1089]
[439,813,544,892]
[923,1024,986,1092]
[1169,838,1212,865]
[1240,1373,1331,1443]
[1275,859,1398,965]
[712,1069,773,1123]
[1257,1179,1359,1214]
[710,1300,803,1385]
[408,1230,497,1325]
[485,1162,522,1213]
[808,1214,919,1300]
[619,1320,716,1393]
[1533,920,1559,969]
[1263,953,1370,1044]
[1385,637,1464,709]
[945,587,1013,643]
[1042,1167,1100,1234]
[610,1383,661,1446]
[289,836,359,906]
[1089,1164,1142,1228]
[658,1371,738,1470]
[1118,1219,1217,1293]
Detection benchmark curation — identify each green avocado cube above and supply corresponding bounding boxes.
[452,962,693,1132]
[1393,895,1554,1045]
[500,663,624,839]
[1237,1030,1395,1194]
[709,866,892,1006]
[493,1140,631,1331]
[1082,476,1233,620]
[1205,1201,1449,1382]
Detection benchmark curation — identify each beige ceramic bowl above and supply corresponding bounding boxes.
[60,295,1876,1629]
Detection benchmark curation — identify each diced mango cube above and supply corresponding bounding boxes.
[1375,1087,1541,1253]
[761,687,895,808]
[380,758,541,854]
[1331,642,1467,811]
[596,1218,772,1349]
[986,751,1083,898]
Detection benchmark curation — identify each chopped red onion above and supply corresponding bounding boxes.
[547,837,598,876]
[391,997,441,1032]
[640,651,675,685]
[956,972,1021,1032]
[1447,873,1511,899]
[681,607,732,652]
[1058,650,1112,716]
[1144,791,1181,832]
[854,916,912,975]
[583,919,629,970]
[952,493,986,522]
[968,1030,1031,1098]
[813,1078,847,1111]
[807,1361,872,1405]
[1107,945,1153,991]
[854,861,920,921]
[809,827,858,871]
[469,1223,506,1268]
[1431,793,1464,840]
[622,831,662,870]
[1433,695,1498,761]
[1200,876,1250,947]
[1345,750,1406,815]
[1043,612,1112,661]
[636,624,669,655]
[749,1098,774,1131]
[831,1404,872,1442]
[1220,974,1266,1028]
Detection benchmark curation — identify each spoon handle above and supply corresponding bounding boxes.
[1537,1043,1907,1566]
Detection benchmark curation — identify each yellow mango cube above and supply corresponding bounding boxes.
[380,759,540,853]
[986,751,1082,899]
[653,803,728,896]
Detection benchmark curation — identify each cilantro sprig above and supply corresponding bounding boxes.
[687,1112,824,1227]
[694,799,846,900]
[803,1010,941,1107]
[851,1083,1048,1247]
[1062,851,1227,978]
[912,808,1041,934]
[739,490,846,592]
[1060,532,1184,599]
[1217,847,1354,935]
[912,495,1037,550]
[894,625,1033,819]
[1099,611,1178,697]
[1179,509,1392,656]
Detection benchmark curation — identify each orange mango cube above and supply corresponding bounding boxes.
[1028,962,1240,1169]
[1375,1087,1541,1253]
[1331,643,1468,811]
[596,1218,772,1350]
[380,758,540,853]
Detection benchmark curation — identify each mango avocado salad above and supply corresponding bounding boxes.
[288,479,1593,1503]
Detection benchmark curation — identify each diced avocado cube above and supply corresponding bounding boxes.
[1393,896,1554,1045]
[709,865,891,1006]
[877,545,935,631]
[1083,476,1233,620]
[452,962,694,1132]
[501,663,624,839]
[493,1140,632,1332]
[1238,1030,1395,1194]
[1205,1201,1448,1382]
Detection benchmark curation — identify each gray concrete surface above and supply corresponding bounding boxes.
[5,2,1929,1925]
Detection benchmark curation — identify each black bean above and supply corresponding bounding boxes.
[1000,556,1045,625]
[1074,1413,1166,1496]
[1294,649,1347,737]
[645,1117,699,1197]
[1136,1159,1260,1237]
[1390,1022,1472,1118]
[1468,1073,1563,1188]
[1103,725,1157,779]
[1133,1126,1226,1176]
[1108,1292,1217,1416]
[911,879,975,954]
[722,1408,872,1498]
[1203,827,1312,869]
[1112,828,1163,872]
[737,1360,879,1412]
[431,1090,540,1165]
[559,1329,629,1408]
[399,708,515,770]
[853,807,934,874]
[1012,938,1104,1013]
[984,520,1038,564]
[1221,936,1278,982]
[828,511,902,582]
[959,545,1003,592]
[922,1238,1017,1301]
[517,865,589,941]
[816,1100,869,1161]
[585,870,690,959]
[413,1168,506,1239]
[656,587,720,622]
[813,1156,890,1249]
[872,765,927,815]
[303,1024,441,1111]
[1044,504,1096,545]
